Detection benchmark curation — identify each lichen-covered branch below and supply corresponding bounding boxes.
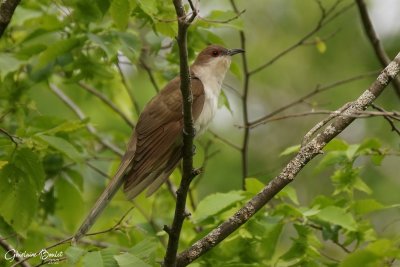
[0,0,21,37]
[163,0,197,266]
[176,53,400,267]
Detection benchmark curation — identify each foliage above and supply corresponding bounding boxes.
[0,0,399,267]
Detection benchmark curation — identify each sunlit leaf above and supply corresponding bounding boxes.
[37,135,84,162]
[245,177,264,195]
[83,251,104,267]
[55,175,84,231]
[65,246,86,264]
[110,0,131,30]
[280,144,300,156]
[37,38,80,68]
[314,206,357,231]
[315,37,327,53]
[193,191,245,223]
[114,253,151,267]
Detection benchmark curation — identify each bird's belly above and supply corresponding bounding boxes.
[194,91,218,136]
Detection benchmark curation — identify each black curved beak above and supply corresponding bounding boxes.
[227,48,245,56]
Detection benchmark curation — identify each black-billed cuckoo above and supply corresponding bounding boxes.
[73,45,244,242]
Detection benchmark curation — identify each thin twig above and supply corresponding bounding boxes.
[49,83,124,156]
[249,70,380,127]
[355,0,400,99]
[78,82,135,127]
[140,59,160,93]
[0,235,32,267]
[10,208,133,267]
[198,9,245,24]
[249,1,354,76]
[370,103,400,136]
[116,57,141,116]
[0,127,20,147]
[209,130,241,151]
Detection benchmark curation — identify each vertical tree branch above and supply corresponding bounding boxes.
[355,0,400,99]
[163,0,197,266]
[0,0,21,37]
[230,0,250,190]
[175,53,400,267]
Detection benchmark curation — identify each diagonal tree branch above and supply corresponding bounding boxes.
[175,52,400,267]
[77,81,135,128]
[0,0,21,37]
[0,235,32,267]
[163,0,198,266]
[355,0,400,99]
[49,83,124,156]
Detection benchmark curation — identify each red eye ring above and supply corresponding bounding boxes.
[212,50,219,57]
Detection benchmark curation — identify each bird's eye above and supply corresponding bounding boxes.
[212,50,219,57]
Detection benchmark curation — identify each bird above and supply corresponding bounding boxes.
[73,44,244,242]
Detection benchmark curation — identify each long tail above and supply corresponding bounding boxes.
[72,173,125,243]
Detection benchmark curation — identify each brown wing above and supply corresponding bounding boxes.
[123,76,205,199]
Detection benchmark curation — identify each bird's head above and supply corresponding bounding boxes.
[192,44,244,79]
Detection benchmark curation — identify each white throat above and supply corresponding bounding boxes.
[192,56,231,135]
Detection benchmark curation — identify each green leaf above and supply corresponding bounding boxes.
[218,90,232,113]
[371,154,384,165]
[204,10,244,30]
[37,135,84,162]
[280,144,300,156]
[278,186,299,205]
[83,251,104,267]
[43,120,85,135]
[353,199,384,215]
[0,160,8,170]
[357,138,381,153]
[136,0,157,19]
[316,151,348,172]
[110,0,131,30]
[315,37,327,53]
[0,53,23,79]
[37,38,80,68]
[339,250,379,267]
[129,238,158,261]
[14,148,45,190]
[353,177,372,194]
[55,176,84,231]
[114,253,151,267]
[65,246,86,264]
[154,22,177,38]
[324,139,348,151]
[0,164,38,235]
[101,247,119,267]
[314,206,357,231]
[245,178,264,195]
[192,191,245,223]
[116,31,142,62]
[346,144,360,160]
[230,61,242,80]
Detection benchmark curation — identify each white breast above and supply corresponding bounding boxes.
[192,56,231,136]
